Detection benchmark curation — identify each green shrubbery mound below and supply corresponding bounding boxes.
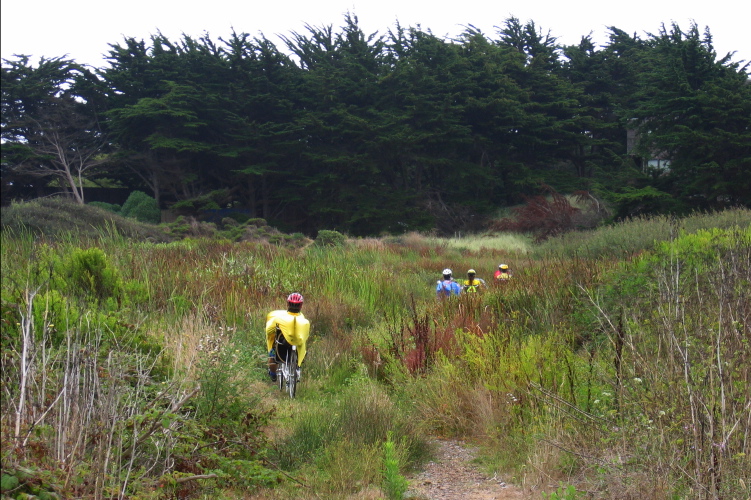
[119,190,161,223]
[0,198,172,242]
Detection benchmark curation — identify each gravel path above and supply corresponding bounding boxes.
[406,439,528,500]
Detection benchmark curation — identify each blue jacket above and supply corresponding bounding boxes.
[436,279,461,297]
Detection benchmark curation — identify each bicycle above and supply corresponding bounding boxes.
[275,329,299,398]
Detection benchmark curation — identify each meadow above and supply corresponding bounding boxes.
[1,201,749,499]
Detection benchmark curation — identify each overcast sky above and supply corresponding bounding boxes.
[2,0,748,68]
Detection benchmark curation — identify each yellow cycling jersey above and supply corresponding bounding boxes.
[266,310,311,364]
[462,278,486,292]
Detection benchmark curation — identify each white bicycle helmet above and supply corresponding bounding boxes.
[442,268,452,276]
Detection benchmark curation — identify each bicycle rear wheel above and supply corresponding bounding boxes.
[275,333,285,392]
[287,349,298,398]
[277,358,285,392]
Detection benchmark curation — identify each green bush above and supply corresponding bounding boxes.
[315,229,346,247]
[170,189,228,216]
[245,217,267,227]
[120,191,160,223]
[58,247,122,302]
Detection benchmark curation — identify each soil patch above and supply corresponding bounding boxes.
[406,438,529,500]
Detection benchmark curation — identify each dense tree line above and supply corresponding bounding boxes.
[2,16,750,235]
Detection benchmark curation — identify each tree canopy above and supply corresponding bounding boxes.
[2,18,749,234]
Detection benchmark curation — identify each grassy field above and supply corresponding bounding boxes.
[1,200,749,499]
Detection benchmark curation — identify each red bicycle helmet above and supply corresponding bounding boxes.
[287,293,304,304]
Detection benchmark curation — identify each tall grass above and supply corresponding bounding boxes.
[575,227,751,497]
[533,207,751,259]
[3,207,748,499]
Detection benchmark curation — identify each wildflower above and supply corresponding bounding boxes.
[633,377,642,383]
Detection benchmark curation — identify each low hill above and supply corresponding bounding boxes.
[1,198,173,242]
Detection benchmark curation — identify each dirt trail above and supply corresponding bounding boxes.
[406,439,529,500]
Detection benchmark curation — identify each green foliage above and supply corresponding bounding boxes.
[608,186,685,219]
[276,378,429,471]
[382,432,408,500]
[164,215,218,239]
[193,349,253,424]
[119,190,160,223]
[211,457,279,490]
[87,201,121,213]
[1,473,19,491]
[627,23,751,211]
[31,289,78,346]
[0,467,61,500]
[57,247,122,302]
[533,207,751,259]
[584,225,751,497]
[0,198,171,241]
[121,279,150,306]
[170,190,229,217]
[605,225,750,303]
[543,483,581,499]
[2,207,748,499]
[5,20,750,235]
[314,229,347,247]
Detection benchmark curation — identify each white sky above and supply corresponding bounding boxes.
[2,0,749,69]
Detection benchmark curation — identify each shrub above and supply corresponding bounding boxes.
[245,218,268,227]
[492,185,581,242]
[165,216,217,238]
[120,191,160,223]
[315,230,346,247]
[58,247,122,302]
[170,189,228,217]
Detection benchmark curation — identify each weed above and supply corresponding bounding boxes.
[383,432,408,500]
[543,483,580,499]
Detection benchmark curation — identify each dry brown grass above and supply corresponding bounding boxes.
[160,312,227,376]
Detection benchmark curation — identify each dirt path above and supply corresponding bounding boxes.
[405,439,529,500]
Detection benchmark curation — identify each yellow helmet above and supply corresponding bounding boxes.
[467,269,476,275]
[499,264,509,270]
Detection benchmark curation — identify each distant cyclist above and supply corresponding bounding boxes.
[266,293,310,382]
[436,268,462,298]
[462,269,487,293]
[494,263,513,282]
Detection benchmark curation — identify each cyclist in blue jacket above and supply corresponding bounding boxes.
[436,268,462,298]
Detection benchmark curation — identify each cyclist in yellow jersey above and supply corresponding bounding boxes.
[266,293,310,382]
[494,263,512,281]
[462,269,487,293]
